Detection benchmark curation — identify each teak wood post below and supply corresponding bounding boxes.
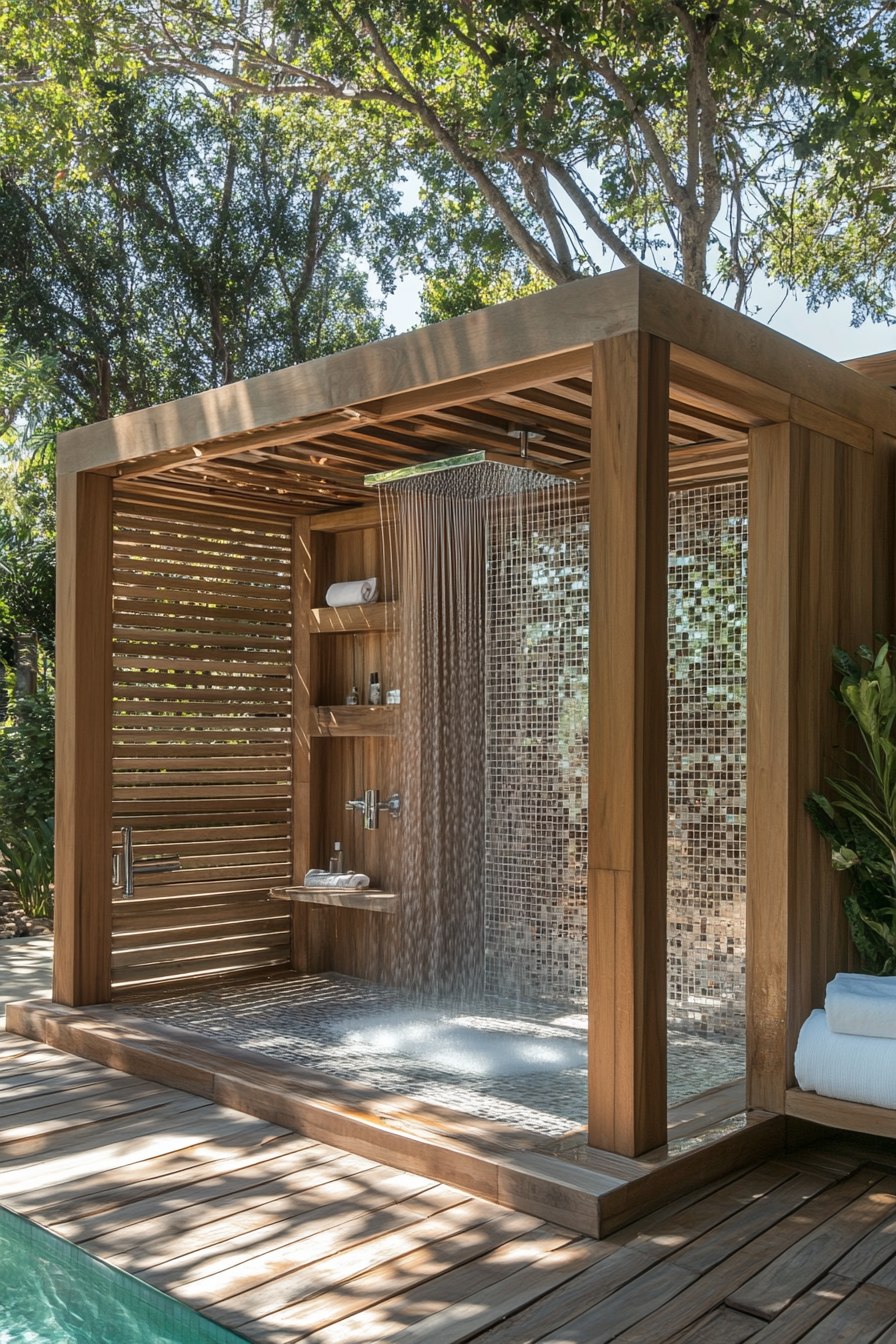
[747,421,873,1113]
[53,471,113,1006]
[589,331,670,1157]
[291,515,312,972]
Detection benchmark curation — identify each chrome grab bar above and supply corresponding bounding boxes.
[115,827,180,899]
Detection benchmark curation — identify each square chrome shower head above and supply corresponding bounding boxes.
[364,450,573,499]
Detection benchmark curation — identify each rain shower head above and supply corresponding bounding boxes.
[364,450,572,499]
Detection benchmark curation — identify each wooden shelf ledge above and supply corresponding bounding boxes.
[310,705,399,737]
[785,1086,896,1139]
[271,886,398,912]
[311,602,400,634]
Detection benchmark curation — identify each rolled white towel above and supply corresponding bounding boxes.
[825,972,896,1039]
[303,869,370,889]
[326,578,378,608]
[795,1008,896,1109]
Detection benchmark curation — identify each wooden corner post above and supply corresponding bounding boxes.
[589,331,670,1157]
[747,422,872,1113]
[53,471,113,1006]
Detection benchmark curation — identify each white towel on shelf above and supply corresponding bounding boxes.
[795,1008,896,1109]
[325,579,378,608]
[825,972,896,1039]
[303,869,371,889]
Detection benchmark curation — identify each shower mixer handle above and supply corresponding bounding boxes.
[345,789,401,830]
[345,790,378,829]
[116,826,181,899]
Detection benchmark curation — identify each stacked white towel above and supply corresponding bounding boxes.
[796,972,896,1110]
[325,578,378,607]
[825,972,896,1038]
[303,869,370,889]
[795,1009,896,1110]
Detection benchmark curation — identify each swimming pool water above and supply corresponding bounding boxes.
[0,1203,248,1344]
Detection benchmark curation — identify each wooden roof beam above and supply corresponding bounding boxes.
[58,267,896,486]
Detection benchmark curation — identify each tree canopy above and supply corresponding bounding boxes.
[1,81,407,421]
[10,0,882,314]
[3,1,896,339]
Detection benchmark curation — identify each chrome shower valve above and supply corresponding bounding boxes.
[345,789,401,830]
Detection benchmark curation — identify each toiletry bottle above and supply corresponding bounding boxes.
[369,672,381,706]
[328,841,346,875]
[346,685,359,705]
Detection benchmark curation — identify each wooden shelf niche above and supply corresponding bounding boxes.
[312,601,400,634]
[298,513,403,985]
[310,705,399,737]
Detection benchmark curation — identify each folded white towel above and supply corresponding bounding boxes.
[825,972,896,1039]
[326,579,378,608]
[303,869,370,889]
[795,1008,896,1109]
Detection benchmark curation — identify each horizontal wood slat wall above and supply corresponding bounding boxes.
[110,494,294,993]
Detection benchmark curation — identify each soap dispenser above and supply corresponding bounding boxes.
[328,841,346,875]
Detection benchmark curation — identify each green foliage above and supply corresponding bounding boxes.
[0,84,404,422]
[0,337,57,663]
[806,641,896,974]
[0,691,55,837]
[0,483,56,667]
[0,820,54,918]
[36,0,895,307]
[420,258,550,323]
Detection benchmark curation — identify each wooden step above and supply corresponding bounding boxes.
[6,998,788,1239]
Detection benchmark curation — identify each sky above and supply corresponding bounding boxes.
[373,170,895,364]
[378,265,895,365]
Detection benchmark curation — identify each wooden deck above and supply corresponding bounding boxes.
[7,997,787,1238]
[3,1029,896,1341]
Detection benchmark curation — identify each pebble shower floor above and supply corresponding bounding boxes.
[126,975,747,1138]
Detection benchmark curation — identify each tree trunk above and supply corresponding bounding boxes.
[680,215,708,291]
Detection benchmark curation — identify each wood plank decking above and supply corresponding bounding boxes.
[3,1029,896,1342]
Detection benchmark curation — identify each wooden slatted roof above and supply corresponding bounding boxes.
[115,356,759,516]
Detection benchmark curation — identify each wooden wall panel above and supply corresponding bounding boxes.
[747,424,873,1113]
[109,495,293,992]
[291,516,312,971]
[873,429,896,638]
[589,331,670,1157]
[54,472,113,1006]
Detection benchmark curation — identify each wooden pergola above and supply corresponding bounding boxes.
[48,265,896,1166]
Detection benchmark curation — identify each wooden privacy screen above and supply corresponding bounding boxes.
[110,496,294,992]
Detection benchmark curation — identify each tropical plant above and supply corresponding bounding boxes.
[0,689,55,837]
[806,642,896,974]
[0,819,54,918]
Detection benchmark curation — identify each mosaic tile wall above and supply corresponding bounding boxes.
[668,482,748,1041]
[484,492,590,1005]
[482,481,748,1033]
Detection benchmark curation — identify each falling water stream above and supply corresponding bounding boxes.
[377,461,578,1001]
